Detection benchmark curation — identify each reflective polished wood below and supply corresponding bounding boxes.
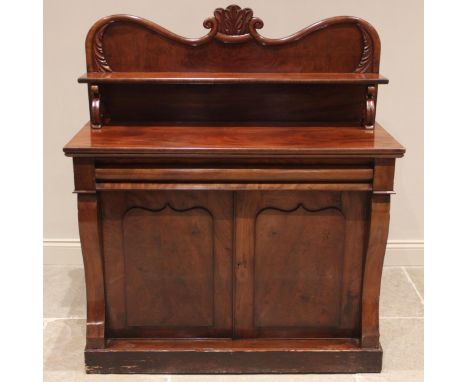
[64,5,404,374]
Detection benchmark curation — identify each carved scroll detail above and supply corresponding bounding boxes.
[94,23,113,72]
[90,85,102,129]
[365,85,377,129]
[355,24,373,73]
[214,5,253,35]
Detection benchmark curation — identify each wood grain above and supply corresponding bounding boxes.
[233,191,366,339]
[85,338,382,373]
[77,193,105,349]
[98,83,369,125]
[95,167,373,182]
[64,5,404,374]
[361,193,391,347]
[80,10,385,129]
[123,206,214,327]
[254,205,345,329]
[85,14,381,73]
[101,191,233,339]
[78,72,389,85]
[64,123,405,158]
[96,183,373,191]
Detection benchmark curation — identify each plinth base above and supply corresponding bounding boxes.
[85,338,382,374]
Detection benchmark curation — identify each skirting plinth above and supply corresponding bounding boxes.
[85,339,382,374]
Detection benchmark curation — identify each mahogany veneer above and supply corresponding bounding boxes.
[78,72,389,85]
[64,5,405,374]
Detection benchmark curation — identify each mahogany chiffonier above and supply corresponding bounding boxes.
[63,5,405,374]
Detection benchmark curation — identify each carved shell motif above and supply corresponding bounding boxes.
[214,4,253,35]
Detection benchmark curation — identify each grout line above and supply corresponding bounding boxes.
[402,266,424,304]
[43,317,85,323]
[355,374,361,382]
[43,264,83,267]
[45,264,427,269]
[43,315,425,322]
[380,316,423,319]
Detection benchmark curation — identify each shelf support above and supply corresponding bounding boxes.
[365,85,377,129]
[90,85,102,129]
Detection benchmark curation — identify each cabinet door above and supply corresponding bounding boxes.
[101,190,233,338]
[234,191,369,339]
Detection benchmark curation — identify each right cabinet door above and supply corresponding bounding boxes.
[234,191,370,339]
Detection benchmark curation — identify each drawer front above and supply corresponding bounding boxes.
[95,166,373,182]
[95,165,374,192]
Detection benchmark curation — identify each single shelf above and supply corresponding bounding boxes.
[78,72,389,85]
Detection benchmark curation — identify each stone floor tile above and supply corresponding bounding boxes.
[44,265,86,318]
[43,319,168,381]
[172,375,356,382]
[43,266,424,381]
[405,267,424,300]
[380,268,423,317]
[42,318,423,380]
[357,370,423,381]
[380,318,424,371]
[44,319,86,373]
[44,370,169,381]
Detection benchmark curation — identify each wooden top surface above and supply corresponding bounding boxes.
[78,72,389,85]
[64,123,405,158]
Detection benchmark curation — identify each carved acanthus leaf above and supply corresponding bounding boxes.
[214,4,253,35]
[94,23,113,72]
[355,24,373,73]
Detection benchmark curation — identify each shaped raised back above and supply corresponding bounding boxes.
[80,5,385,128]
[85,5,381,73]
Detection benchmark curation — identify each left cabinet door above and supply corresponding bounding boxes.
[100,190,233,339]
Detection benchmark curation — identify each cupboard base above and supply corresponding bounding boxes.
[85,339,382,374]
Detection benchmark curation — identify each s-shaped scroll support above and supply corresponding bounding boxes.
[90,85,102,129]
[365,85,377,129]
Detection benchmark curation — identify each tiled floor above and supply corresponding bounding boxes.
[44,265,424,381]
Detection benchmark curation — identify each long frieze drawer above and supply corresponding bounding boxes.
[95,167,373,183]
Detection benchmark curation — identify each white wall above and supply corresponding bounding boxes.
[44,0,423,264]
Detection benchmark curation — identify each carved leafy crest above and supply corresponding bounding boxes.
[214,4,253,35]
